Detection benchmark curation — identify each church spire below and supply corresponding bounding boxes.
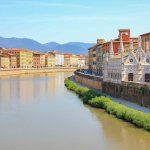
[138,36,142,48]
[106,50,109,62]
[109,39,114,58]
[119,35,124,54]
[119,35,124,62]
[129,39,134,52]
[146,41,149,53]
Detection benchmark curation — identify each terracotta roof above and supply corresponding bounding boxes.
[33,51,44,55]
[0,53,10,57]
[140,32,150,36]
[48,50,63,55]
[3,48,33,52]
[63,52,73,55]
[45,53,55,56]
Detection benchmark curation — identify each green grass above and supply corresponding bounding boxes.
[64,77,150,131]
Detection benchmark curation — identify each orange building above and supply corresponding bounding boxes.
[33,51,45,68]
[64,53,72,67]
[33,51,41,68]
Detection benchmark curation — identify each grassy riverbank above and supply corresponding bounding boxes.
[64,77,150,131]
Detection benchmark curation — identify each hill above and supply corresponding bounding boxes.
[0,37,95,54]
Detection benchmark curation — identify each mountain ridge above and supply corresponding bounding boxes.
[0,37,95,54]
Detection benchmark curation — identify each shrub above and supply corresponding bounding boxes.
[64,78,150,131]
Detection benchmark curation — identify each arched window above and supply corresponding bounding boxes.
[139,57,141,62]
[145,74,150,82]
[128,73,133,81]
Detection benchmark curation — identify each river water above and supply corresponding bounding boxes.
[0,72,149,150]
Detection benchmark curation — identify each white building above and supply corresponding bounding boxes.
[55,53,64,66]
[103,36,150,84]
[47,50,64,66]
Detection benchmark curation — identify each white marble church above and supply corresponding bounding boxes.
[103,36,150,84]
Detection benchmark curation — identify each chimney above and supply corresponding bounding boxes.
[97,39,106,44]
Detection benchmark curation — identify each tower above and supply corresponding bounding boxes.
[109,40,114,58]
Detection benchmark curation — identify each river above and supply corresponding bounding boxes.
[0,72,149,150]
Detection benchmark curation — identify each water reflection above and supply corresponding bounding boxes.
[0,72,71,104]
[0,72,149,150]
[87,106,150,150]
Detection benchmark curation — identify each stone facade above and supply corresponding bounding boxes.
[103,36,150,85]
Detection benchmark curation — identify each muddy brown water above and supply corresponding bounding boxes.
[0,72,149,150]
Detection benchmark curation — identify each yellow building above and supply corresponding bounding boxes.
[70,54,78,67]
[45,53,55,67]
[0,54,10,68]
[26,51,33,68]
[3,48,33,68]
[77,55,88,68]
[19,50,33,68]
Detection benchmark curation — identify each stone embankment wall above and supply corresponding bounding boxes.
[121,82,150,107]
[74,71,103,91]
[0,68,76,76]
[74,71,150,107]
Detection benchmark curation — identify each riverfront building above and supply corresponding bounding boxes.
[70,54,78,67]
[88,39,106,75]
[87,29,150,85]
[0,54,10,68]
[0,48,87,69]
[45,53,55,67]
[141,32,150,52]
[33,51,46,68]
[3,48,33,68]
[88,45,97,74]
[88,29,138,75]
[47,50,64,66]
[77,54,88,68]
[64,53,88,67]
[64,53,72,67]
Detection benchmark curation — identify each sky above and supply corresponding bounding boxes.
[0,0,150,43]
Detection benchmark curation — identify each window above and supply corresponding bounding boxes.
[146,59,149,63]
[145,74,150,82]
[139,57,141,62]
[130,59,133,62]
[128,73,133,81]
